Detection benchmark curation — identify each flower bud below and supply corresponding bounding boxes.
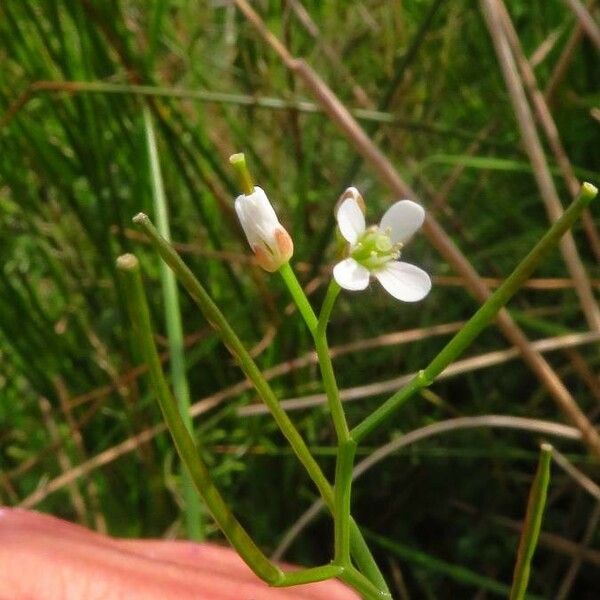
[235,186,293,272]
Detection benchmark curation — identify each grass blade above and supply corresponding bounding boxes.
[143,105,203,540]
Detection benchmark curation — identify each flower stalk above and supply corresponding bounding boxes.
[117,252,374,594]
[132,211,390,596]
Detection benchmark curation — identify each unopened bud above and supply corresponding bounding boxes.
[235,187,293,272]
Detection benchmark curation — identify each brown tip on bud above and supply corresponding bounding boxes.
[335,186,366,216]
[116,253,139,271]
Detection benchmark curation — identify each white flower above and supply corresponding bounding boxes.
[235,186,293,272]
[333,188,431,302]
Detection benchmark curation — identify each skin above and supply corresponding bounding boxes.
[0,508,359,600]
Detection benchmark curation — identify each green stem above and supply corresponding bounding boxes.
[275,565,344,587]
[334,440,357,564]
[341,566,389,600]
[278,262,389,594]
[278,261,318,332]
[318,279,341,335]
[349,523,391,594]
[229,152,255,195]
[279,265,350,441]
[509,444,552,600]
[116,254,281,583]
[278,268,354,565]
[142,105,202,540]
[133,214,389,595]
[352,182,598,443]
[316,281,347,440]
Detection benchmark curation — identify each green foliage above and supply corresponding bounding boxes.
[1,1,599,597]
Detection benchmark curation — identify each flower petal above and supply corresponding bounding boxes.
[235,186,280,248]
[333,258,370,291]
[374,261,431,302]
[336,197,365,245]
[379,200,425,245]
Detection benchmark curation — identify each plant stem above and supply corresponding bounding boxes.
[279,265,350,441]
[316,280,355,564]
[349,523,391,594]
[278,262,390,594]
[278,261,318,332]
[142,105,202,540]
[316,281,347,441]
[334,439,357,564]
[116,253,282,583]
[509,443,552,600]
[229,152,255,195]
[352,182,598,443]
[278,265,387,592]
[340,566,390,600]
[133,214,389,596]
[116,254,358,590]
[275,565,344,587]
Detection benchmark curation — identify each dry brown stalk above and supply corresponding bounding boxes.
[287,0,374,107]
[234,0,600,459]
[545,0,597,104]
[55,378,107,533]
[555,502,600,600]
[529,25,568,68]
[497,0,600,262]
[551,447,600,501]
[435,275,600,290]
[37,396,88,523]
[563,0,600,50]
[124,229,600,291]
[481,0,600,332]
[17,324,600,509]
[453,501,600,568]
[19,421,167,510]
[563,347,600,407]
[242,331,600,416]
[8,321,482,507]
[494,0,600,412]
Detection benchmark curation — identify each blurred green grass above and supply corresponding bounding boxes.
[1,1,599,597]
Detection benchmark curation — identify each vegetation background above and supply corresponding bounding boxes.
[1,1,599,597]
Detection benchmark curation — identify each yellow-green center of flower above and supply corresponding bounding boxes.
[350,227,402,271]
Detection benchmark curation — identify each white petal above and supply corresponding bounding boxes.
[336,197,365,245]
[374,261,431,302]
[235,186,280,248]
[379,200,425,245]
[333,258,370,291]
